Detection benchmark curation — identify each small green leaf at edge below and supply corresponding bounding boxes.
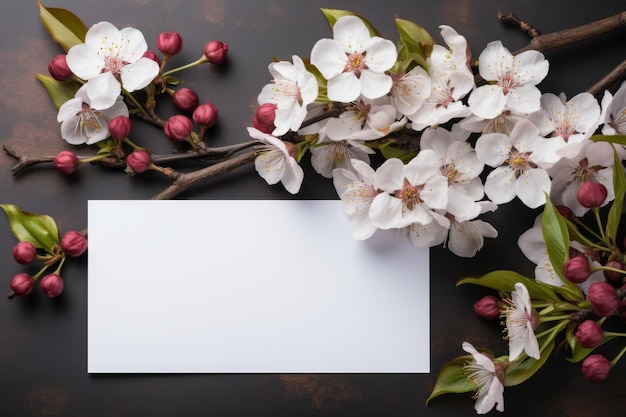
[503,338,555,387]
[590,134,626,146]
[39,0,88,52]
[542,194,579,291]
[0,204,60,252]
[320,9,381,37]
[458,270,562,303]
[395,18,435,59]
[378,140,417,163]
[426,355,475,404]
[35,74,80,109]
[567,335,616,363]
[605,149,626,243]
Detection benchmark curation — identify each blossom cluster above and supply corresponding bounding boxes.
[249,13,626,258]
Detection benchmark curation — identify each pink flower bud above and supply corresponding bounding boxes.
[40,273,64,298]
[142,50,162,67]
[473,295,500,320]
[164,115,193,142]
[587,281,619,317]
[61,230,88,257]
[53,150,78,174]
[10,273,34,298]
[172,87,199,112]
[253,103,277,134]
[12,241,37,265]
[576,181,608,209]
[574,320,604,348]
[581,354,611,382]
[157,31,183,56]
[203,40,228,64]
[603,259,624,282]
[108,115,133,141]
[48,54,73,81]
[126,150,152,173]
[563,255,591,284]
[193,102,218,127]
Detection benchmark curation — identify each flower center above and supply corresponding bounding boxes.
[395,178,423,211]
[345,52,368,77]
[103,55,128,77]
[507,148,535,177]
[441,162,459,184]
[498,71,516,95]
[75,103,107,141]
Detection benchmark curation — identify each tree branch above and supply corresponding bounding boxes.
[586,59,626,96]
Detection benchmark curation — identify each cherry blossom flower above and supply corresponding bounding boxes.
[310,15,397,102]
[66,21,160,109]
[369,152,448,229]
[325,98,406,141]
[504,282,540,361]
[446,202,498,257]
[600,80,626,135]
[429,25,473,83]
[407,66,473,131]
[468,41,549,119]
[57,84,129,145]
[248,127,304,194]
[529,92,601,165]
[459,110,528,136]
[310,135,373,179]
[547,140,614,216]
[420,127,485,218]
[462,341,505,414]
[332,159,379,240]
[475,119,551,208]
[257,55,319,136]
[390,65,431,116]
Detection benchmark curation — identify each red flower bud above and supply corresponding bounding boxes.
[108,115,133,141]
[54,150,79,175]
[576,181,608,209]
[203,40,228,64]
[563,255,591,284]
[253,103,277,134]
[61,230,88,257]
[473,295,500,320]
[157,31,183,56]
[555,205,573,220]
[48,54,73,81]
[581,354,611,382]
[142,50,161,67]
[10,273,34,298]
[40,273,64,298]
[172,87,199,112]
[193,102,218,127]
[126,150,152,173]
[12,241,37,265]
[603,259,624,282]
[587,281,619,317]
[164,115,193,142]
[574,320,604,348]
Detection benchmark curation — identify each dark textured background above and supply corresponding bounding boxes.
[1,1,624,416]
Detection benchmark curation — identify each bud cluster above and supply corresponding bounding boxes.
[8,230,87,299]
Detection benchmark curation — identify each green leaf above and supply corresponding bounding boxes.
[1,204,60,252]
[567,335,616,363]
[590,134,626,146]
[541,194,571,283]
[458,270,562,303]
[395,18,435,65]
[378,140,417,163]
[39,0,88,52]
[319,8,381,37]
[504,338,554,386]
[426,356,475,404]
[35,74,79,109]
[605,149,625,244]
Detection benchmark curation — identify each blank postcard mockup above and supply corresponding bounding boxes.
[87,200,430,373]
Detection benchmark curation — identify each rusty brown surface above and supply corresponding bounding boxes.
[0,1,624,416]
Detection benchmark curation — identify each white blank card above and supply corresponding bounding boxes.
[87,200,430,373]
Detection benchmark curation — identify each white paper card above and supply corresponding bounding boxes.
[87,200,429,373]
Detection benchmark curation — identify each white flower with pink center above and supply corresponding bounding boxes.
[468,41,549,119]
[475,119,551,208]
[66,21,160,109]
[310,15,397,102]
